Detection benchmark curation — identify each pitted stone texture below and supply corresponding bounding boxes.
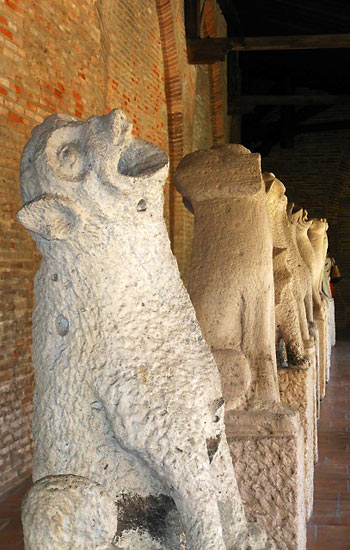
[232,523,276,550]
[308,218,329,397]
[293,211,326,323]
[321,258,336,382]
[264,174,316,519]
[174,146,302,549]
[329,297,336,348]
[278,359,316,520]
[174,145,279,410]
[22,475,117,550]
[321,257,333,300]
[17,111,271,550]
[292,210,327,400]
[287,208,314,329]
[115,530,167,549]
[226,409,306,550]
[264,174,311,369]
[326,298,336,382]
[308,219,329,310]
[321,257,336,378]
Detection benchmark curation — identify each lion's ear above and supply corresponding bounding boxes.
[17,194,80,241]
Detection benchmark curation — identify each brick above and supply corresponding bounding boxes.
[8,111,23,123]
[0,26,13,40]
[0,0,228,499]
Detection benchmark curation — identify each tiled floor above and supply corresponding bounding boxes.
[0,478,30,549]
[0,335,349,549]
[307,334,350,549]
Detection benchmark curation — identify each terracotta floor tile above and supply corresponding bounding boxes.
[307,335,350,548]
[307,524,350,549]
[314,462,350,477]
[314,478,350,500]
[311,499,350,526]
[0,480,30,550]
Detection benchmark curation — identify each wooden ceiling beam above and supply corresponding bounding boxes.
[187,34,350,64]
[228,94,350,112]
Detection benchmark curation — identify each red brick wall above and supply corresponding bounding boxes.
[0,0,228,496]
[156,0,228,282]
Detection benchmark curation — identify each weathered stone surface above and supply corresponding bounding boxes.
[115,531,166,549]
[226,409,306,550]
[265,174,317,518]
[293,210,328,402]
[18,111,272,550]
[288,208,314,328]
[264,173,311,369]
[277,351,316,520]
[308,219,329,308]
[321,256,336,380]
[174,146,305,549]
[322,256,333,300]
[22,475,118,550]
[326,298,336,382]
[321,257,336,379]
[308,218,330,397]
[174,144,279,410]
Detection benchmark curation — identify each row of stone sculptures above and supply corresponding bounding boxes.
[175,145,335,548]
[17,111,335,550]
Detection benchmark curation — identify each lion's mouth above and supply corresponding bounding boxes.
[117,137,168,178]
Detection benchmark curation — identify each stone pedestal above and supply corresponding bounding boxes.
[226,408,306,550]
[277,347,317,520]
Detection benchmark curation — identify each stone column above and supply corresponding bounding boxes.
[265,173,317,518]
[18,111,274,550]
[175,145,306,550]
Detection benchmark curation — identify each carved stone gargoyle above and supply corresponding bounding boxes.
[18,111,274,550]
[174,145,280,411]
[264,173,311,369]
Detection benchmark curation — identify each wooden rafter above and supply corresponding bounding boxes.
[229,95,350,113]
[187,34,350,64]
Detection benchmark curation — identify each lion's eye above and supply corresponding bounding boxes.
[52,142,86,182]
[46,125,87,183]
[58,144,79,165]
[61,146,74,159]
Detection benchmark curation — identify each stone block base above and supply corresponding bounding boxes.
[225,406,306,550]
[278,352,316,520]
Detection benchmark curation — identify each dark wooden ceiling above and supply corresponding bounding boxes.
[215,0,350,154]
[218,0,350,36]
